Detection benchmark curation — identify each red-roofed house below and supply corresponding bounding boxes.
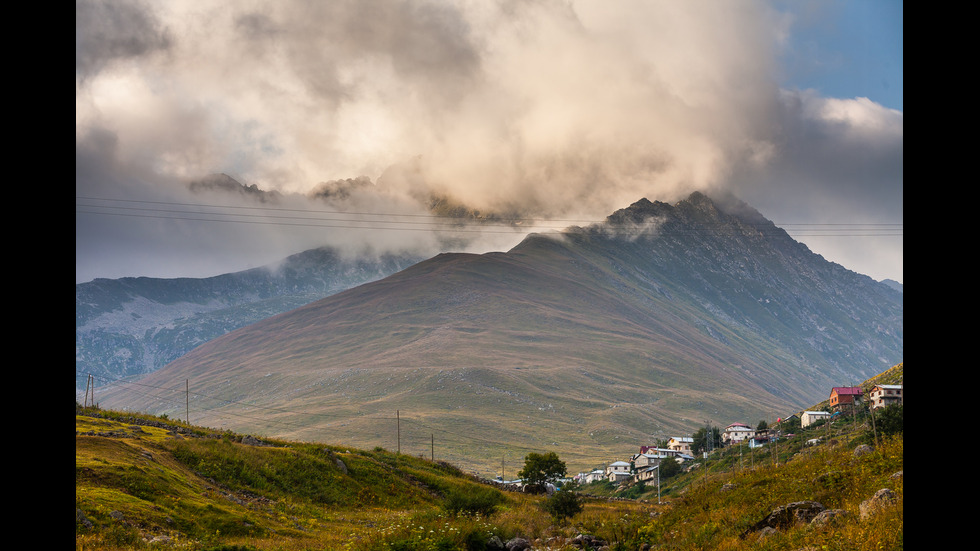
[829,386,864,411]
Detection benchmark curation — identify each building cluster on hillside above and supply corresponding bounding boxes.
[574,383,903,486]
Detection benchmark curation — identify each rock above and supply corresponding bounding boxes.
[76,509,93,529]
[860,488,897,520]
[241,435,265,446]
[335,458,348,474]
[505,537,532,550]
[811,509,850,526]
[571,534,609,549]
[852,444,873,458]
[486,535,505,550]
[743,501,825,536]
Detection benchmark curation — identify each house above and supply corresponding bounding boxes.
[667,437,693,455]
[801,410,832,428]
[829,386,864,411]
[722,422,755,445]
[635,465,660,482]
[631,453,660,469]
[606,460,631,476]
[582,469,606,484]
[869,384,903,409]
[748,427,780,448]
[608,470,633,483]
[639,446,686,459]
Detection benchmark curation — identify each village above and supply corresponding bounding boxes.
[568,383,904,489]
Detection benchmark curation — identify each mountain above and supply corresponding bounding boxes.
[96,192,903,476]
[76,247,426,389]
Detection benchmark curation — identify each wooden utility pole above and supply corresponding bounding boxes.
[84,374,92,407]
[186,379,190,424]
[396,410,401,455]
[431,434,434,461]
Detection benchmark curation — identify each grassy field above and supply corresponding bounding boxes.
[76,401,901,550]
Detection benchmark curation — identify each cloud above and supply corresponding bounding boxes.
[76,0,902,283]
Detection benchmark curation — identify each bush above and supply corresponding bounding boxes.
[542,490,583,522]
[873,403,903,436]
[442,486,506,517]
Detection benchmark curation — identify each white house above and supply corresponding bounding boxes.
[606,460,631,476]
[801,410,832,428]
[722,423,755,445]
[584,469,606,484]
[869,384,903,409]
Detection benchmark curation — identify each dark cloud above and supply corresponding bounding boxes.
[76,0,172,81]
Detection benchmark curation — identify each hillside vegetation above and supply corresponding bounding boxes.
[76,400,902,549]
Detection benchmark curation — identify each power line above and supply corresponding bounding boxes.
[76,196,903,237]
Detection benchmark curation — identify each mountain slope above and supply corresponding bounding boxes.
[76,247,425,389]
[97,192,902,476]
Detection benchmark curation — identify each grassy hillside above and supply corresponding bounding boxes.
[76,401,902,550]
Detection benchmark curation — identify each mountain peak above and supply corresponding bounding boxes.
[598,191,772,240]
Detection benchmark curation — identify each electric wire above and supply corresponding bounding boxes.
[76,196,903,237]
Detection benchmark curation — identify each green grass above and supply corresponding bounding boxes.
[78,402,901,550]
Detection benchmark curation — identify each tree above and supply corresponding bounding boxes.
[658,457,681,479]
[756,420,768,431]
[518,452,567,488]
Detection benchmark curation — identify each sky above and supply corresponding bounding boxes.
[76,0,902,285]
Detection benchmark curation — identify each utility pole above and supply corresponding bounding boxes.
[703,420,711,487]
[84,374,92,407]
[186,379,190,424]
[396,410,401,455]
[656,463,661,504]
[431,434,434,461]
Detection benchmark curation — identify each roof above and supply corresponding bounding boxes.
[609,460,630,466]
[727,422,751,428]
[803,410,830,415]
[831,386,863,395]
[670,437,694,443]
[873,384,903,390]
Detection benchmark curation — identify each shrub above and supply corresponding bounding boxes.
[442,486,506,517]
[541,490,583,522]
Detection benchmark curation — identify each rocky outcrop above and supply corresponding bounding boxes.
[860,488,898,520]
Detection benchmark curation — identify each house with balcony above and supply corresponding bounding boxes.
[667,436,693,455]
[869,384,903,409]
